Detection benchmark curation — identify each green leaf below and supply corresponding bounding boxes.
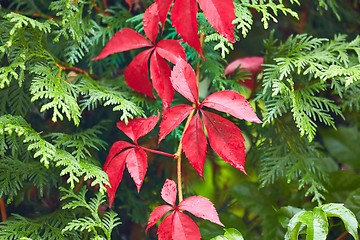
[321,125,360,169]
[285,208,328,240]
[345,188,360,222]
[211,228,244,240]
[321,203,359,240]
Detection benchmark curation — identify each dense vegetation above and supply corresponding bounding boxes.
[0,0,359,239]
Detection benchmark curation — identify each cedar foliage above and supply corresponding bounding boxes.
[0,0,359,239]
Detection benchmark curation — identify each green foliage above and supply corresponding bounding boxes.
[211,228,244,240]
[61,187,121,240]
[0,0,359,239]
[285,203,359,240]
[0,211,79,240]
[0,115,108,191]
[261,33,360,141]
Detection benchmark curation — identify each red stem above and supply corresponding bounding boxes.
[0,197,7,221]
[140,146,175,158]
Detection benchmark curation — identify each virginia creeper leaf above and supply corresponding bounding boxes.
[156,40,186,64]
[172,211,201,240]
[103,141,134,170]
[171,59,199,103]
[179,196,223,226]
[171,0,202,55]
[159,104,194,143]
[150,52,174,108]
[158,212,175,240]
[92,28,152,60]
[202,110,246,174]
[125,147,148,191]
[104,148,132,208]
[155,0,173,29]
[116,113,160,144]
[197,0,235,43]
[201,90,262,123]
[146,205,173,232]
[225,57,264,90]
[143,3,160,43]
[124,48,155,98]
[182,112,207,177]
[161,179,177,206]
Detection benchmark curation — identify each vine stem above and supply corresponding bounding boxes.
[0,197,7,221]
[174,109,196,203]
[140,146,175,158]
[174,33,205,203]
[335,231,348,240]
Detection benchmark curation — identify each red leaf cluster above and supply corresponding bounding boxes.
[146,179,223,239]
[160,59,262,177]
[155,0,236,55]
[93,3,186,108]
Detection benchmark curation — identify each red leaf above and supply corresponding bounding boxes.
[172,211,201,240]
[201,90,262,123]
[92,28,152,60]
[143,3,160,43]
[155,0,173,29]
[225,57,264,90]
[116,113,160,144]
[157,212,175,240]
[197,0,235,43]
[124,48,155,98]
[159,104,194,143]
[125,0,132,9]
[179,196,223,226]
[103,141,134,170]
[156,40,186,64]
[146,205,173,232]
[202,110,247,174]
[171,0,202,55]
[104,148,132,208]
[161,179,177,206]
[225,56,264,75]
[150,52,174,108]
[182,112,207,177]
[170,59,199,103]
[125,147,148,191]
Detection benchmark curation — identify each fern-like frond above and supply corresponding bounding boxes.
[240,0,299,29]
[48,121,108,160]
[0,115,108,191]
[0,157,59,201]
[261,34,360,141]
[0,211,79,240]
[78,76,144,123]
[259,125,332,204]
[30,63,81,125]
[61,187,121,240]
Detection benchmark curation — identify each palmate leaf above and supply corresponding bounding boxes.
[161,60,261,176]
[103,114,159,207]
[156,0,235,55]
[93,3,185,107]
[147,179,223,239]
